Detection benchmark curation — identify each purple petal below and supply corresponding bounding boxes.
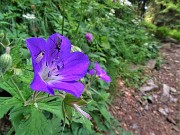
[95,62,102,75]
[50,81,84,98]
[47,33,71,60]
[58,52,89,81]
[30,72,54,94]
[100,75,111,83]
[26,37,49,60]
[26,38,49,71]
[88,69,95,75]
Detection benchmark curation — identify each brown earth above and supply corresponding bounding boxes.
[110,42,180,135]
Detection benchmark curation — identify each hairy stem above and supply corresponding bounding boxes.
[62,0,65,35]
[10,78,26,102]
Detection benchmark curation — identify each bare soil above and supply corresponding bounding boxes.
[110,42,180,135]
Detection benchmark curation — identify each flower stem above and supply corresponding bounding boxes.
[10,78,26,102]
[0,42,6,48]
[7,126,14,135]
[74,0,83,42]
[62,0,65,35]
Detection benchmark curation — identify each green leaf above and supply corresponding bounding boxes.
[0,80,19,97]
[38,101,64,120]
[0,97,21,118]
[64,94,87,106]
[11,43,22,66]
[15,107,51,135]
[46,117,62,135]
[72,111,93,131]
[10,106,30,130]
[101,36,110,50]
[97,105,111,123]
[62,102,73,121]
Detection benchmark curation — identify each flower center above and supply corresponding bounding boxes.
[40,59,64,83]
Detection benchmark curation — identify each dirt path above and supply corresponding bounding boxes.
[110,42,180,135]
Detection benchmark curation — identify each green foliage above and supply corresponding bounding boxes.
[11,107,51,135]
[0,0,158,134]
[0,97,21,119]
[143,0,180,41]
[144,23,180,41]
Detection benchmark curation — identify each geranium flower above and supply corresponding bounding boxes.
[88,62,111,83]
[26,33,90,98]
[85,33,93,42]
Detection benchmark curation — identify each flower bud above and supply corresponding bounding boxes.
[85,33,93,42]
[1,33,10,46]
[0,47,12,73]
[31,4,36,10]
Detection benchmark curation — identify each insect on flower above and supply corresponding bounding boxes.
[50,35,63,57]
[35,50,45,63]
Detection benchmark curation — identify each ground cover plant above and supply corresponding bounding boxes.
[0,0,158,134]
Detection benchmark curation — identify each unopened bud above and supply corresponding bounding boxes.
[85,33,93,42]
[31,5,36,10]
[0,51,12,73]
[1,33,10,46]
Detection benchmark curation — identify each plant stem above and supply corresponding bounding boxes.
[0,42,6,48]
[10,78,26,102]
[74,0,83,41]
[62,0,65,35]
[7,126,14,135]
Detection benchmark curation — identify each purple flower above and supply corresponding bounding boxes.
[89,62,111,83]
[26,33,90,98]
[85,33,93,42]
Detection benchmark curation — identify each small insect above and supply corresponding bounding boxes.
[55,36,62,53]
[50,36,62,57]
[35,50,45,63]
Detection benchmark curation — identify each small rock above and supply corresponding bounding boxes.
[146,59,157,70]
[172,126,180,133]
[132,123,138,129]
[169,95,178,103]
[174,60,180,63]
[115,106,120,110]
[170,87,177,93]
[160,84,170,102]
[140,79,158,93]
[150,132,156,135]
[140,86,157,92]
[146,79,155,86]
[164,107,169,113]
[153,94,158,101]
[144,104,149,110]
[158,107,168,116]
[167,116,176,125]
